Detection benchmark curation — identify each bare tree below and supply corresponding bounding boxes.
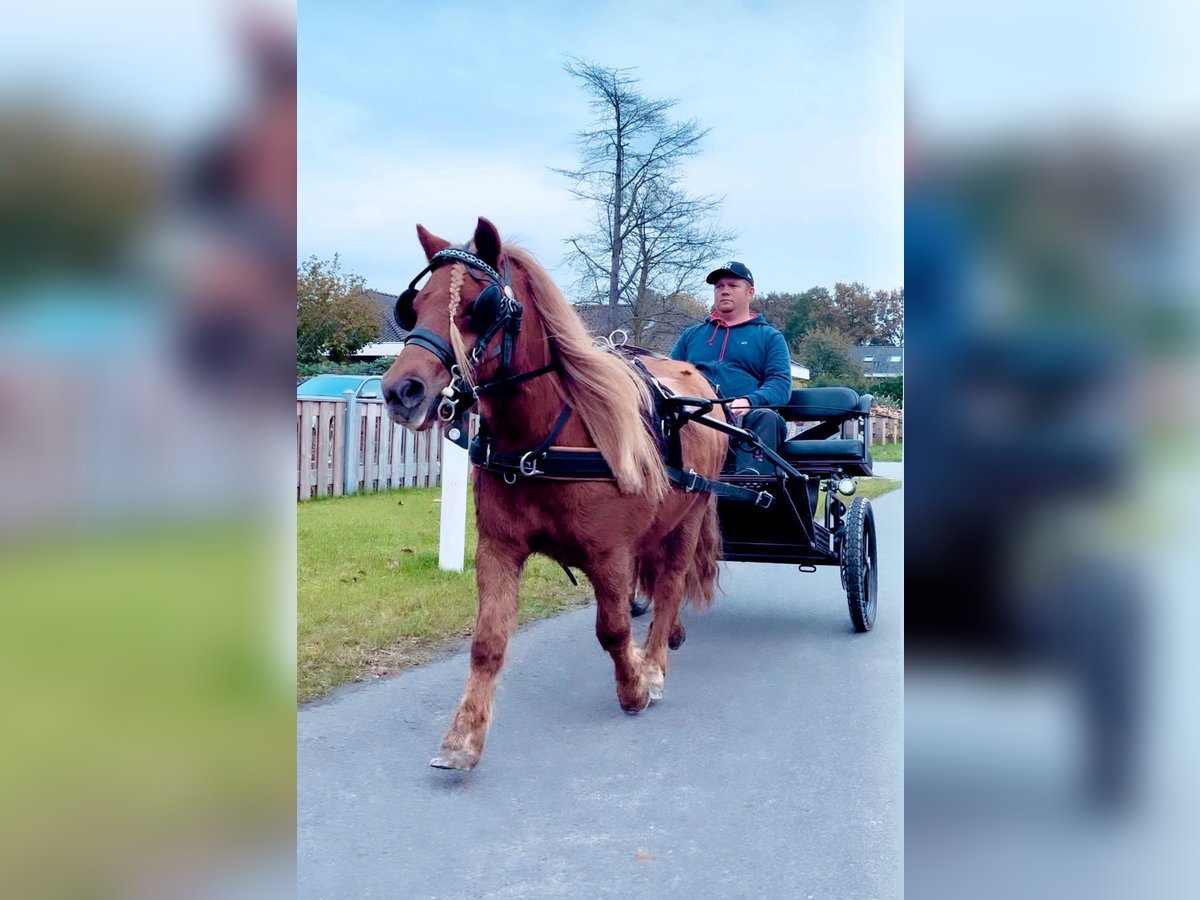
[626,288,710,351]
[556,59,735,335]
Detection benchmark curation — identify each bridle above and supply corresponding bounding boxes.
[394,246,556,423]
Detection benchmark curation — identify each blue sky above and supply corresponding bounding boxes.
[298,0,903,298]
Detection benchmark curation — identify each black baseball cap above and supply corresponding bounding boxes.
[706,261,754,286]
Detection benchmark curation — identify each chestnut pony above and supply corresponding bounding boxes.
[382,218,726,771]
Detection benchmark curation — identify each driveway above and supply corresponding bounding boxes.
[299,473,903,899]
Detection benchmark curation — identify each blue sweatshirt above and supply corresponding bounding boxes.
[670,313,793,408]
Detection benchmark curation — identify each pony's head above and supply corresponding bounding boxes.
[382,217,669,499]
[381,217,514,429]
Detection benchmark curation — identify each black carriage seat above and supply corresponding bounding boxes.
[784,438,869,461]
[778,387,875,477]
[716,386,877,546]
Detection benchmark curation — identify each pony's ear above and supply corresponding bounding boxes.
[473,217,502,270]
[416,224,450,262]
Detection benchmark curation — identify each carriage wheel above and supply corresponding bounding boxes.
[841,498,878,632]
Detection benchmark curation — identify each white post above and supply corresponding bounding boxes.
[342,389,358,495]
[438,428,469,571]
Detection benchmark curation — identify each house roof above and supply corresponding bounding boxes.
[366,289,407,343]
[345,290,406,359]
[848,345,904,377]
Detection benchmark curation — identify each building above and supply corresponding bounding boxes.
[349,290,407,359]
[848,345,903,379]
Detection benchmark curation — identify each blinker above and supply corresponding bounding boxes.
[394,287,419,331]
[397,245,522,379]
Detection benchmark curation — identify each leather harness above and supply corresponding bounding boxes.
[397,248,773,508]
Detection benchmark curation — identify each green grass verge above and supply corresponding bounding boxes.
[816,475,902,517]
[297,488,593,703]
[1,524,292,895]
[870,441,903,462]
[299,472,904,703]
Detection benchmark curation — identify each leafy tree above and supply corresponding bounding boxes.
[797,327,857,382]
[557,58,734,333]
[754,286,827,351]
[786,286,828,348]
[752,291,796,331]
[782,290,820,343]
[804,281,904,346]
[873,287,904,346]
[871,375,903,408]
[807,285,845,337]
[834,282,878,345]
[296,254,381,364]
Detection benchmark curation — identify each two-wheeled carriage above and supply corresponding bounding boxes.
[642,385,880,632]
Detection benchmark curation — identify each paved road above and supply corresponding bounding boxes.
[299,473,902,899]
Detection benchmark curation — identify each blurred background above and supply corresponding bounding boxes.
[906,1,1199,898]
[0,1,295,897]
[3,0,1197,897]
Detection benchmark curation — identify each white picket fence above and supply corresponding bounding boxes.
[297,395,457,500]
[842,406,904,444]
[299,394,900,501]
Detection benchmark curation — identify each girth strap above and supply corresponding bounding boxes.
[468,442,617,481]
[665,466,774,508]
[469,432,774,507]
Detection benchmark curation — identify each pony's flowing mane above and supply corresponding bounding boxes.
[505,245,668,500]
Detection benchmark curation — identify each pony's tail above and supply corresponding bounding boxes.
[682,496,723,610]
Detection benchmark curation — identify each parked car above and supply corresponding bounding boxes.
[298,375,386,497]
[297,374,383,401]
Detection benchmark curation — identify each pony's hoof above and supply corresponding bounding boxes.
[430,748,479,770]
[668,622,686,650]
[620,691,652,715]
[645,664,665,703]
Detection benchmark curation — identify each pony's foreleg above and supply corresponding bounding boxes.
[591,556,650,714]
[643,512,710,701]
[430,539,525,771]
[643,569,687,702]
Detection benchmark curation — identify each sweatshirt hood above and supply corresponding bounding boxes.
[708,311,772,328]
[706,312,771,361]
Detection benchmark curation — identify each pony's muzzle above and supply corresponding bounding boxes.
[383,376,428,422]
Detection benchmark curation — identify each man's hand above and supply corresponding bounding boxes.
[729,397,751,417]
